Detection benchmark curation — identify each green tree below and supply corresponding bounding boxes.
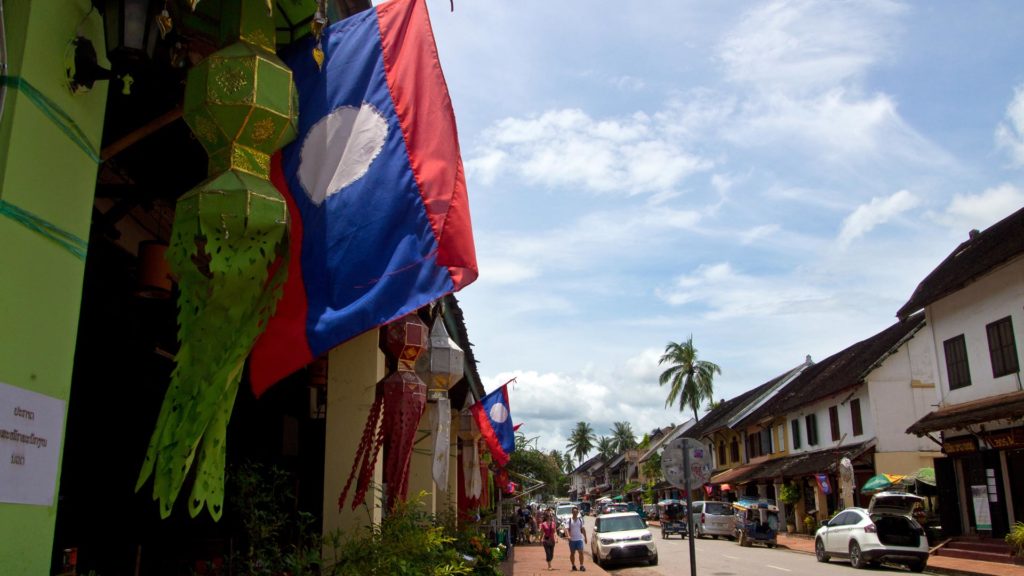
[658,336,721,422]
[508,433,565,497]
[566,421,596,464]
[611,421,637,453]
[642,451,662,482]
[596,436,616,460]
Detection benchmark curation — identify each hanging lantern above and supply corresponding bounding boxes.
[135,241,173,298]
[338,313,429,511]
[417,314,464,397]
[104,0,159,66]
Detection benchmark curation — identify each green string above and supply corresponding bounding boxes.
[0,199,88,261]
[0,75,101,164]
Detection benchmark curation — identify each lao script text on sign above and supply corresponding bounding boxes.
[0,382,65,506]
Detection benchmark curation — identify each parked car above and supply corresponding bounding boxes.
[555,504,575,536]
[814,492,929,572]
[690,501,735,539]
[591,512,658,568]
[601,502,631,515]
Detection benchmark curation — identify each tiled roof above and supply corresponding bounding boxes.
[739,314,924,423]
[897,206,1024,320]
[684,382,774,440]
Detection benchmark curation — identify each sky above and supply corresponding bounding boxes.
[419,0,1024,461]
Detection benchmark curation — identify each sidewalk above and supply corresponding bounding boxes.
[776,533,1024,576]
[509,541,611,576]
[510,531,1024,576]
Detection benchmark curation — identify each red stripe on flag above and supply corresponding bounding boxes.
[249,154,314,397]
[471,401,510,467]
[377,0,477,290]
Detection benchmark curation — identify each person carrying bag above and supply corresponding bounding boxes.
[539,511,558,570]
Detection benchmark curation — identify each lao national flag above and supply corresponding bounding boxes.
[250,0,477,396]
[471,384,515,467]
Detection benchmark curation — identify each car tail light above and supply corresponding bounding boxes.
[701,512,706,525]
[864,523,877,533]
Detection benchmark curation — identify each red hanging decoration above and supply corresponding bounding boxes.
[338,313,428,511]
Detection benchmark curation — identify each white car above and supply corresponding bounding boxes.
[690,501,736,539]
[591,512,658,568]
[814,492,929,572]
[555,504,575,536]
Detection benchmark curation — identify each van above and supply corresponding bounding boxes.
[690,501,736,539]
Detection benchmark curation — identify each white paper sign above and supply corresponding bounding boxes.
[0,382,65,506]
[971,485,992,531]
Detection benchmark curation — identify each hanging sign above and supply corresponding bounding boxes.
[984,428,1024,450]
[942,436,977,455]
[0,382,65,506]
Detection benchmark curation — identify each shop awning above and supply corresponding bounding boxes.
[743,440,876,483]
[709,462,763,485]
[906,390,1024,435]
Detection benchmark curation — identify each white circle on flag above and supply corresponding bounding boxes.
[298,103,388,206]
[489,402,509,424]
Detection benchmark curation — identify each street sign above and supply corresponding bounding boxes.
[661,437,713,491]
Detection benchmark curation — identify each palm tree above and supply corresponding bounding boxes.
[611,421,637,453]
[566,421,596,464]
[596,436,616,460]
[659,335,721,422]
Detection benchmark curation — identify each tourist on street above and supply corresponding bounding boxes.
[566,505,588,571]
[539,511,558,570]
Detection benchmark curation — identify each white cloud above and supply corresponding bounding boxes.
[719,0,903,93]
[610,75,646,92]
[468,108,712,196]
[740,223,781,245]
[837,189,920,248]
[996,85,1024,167]
[935,184,1024,232]
[656,262,833,320]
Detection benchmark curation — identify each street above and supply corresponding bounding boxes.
[581,517,935,576]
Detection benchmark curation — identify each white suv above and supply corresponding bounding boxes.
[591,512,658,568]
[814,492,929,572]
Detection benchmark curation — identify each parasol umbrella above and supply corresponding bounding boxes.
[860,473,906,493]
[902,467,936,487]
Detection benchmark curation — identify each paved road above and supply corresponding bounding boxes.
[584,517,937,576]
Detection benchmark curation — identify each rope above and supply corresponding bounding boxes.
[0,199,88,260]
[0,75,101,163]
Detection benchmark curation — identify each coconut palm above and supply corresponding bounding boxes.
[659,335,721,422]
[611,421,637,453]
[566,421,596,464]
[596,436,616,460]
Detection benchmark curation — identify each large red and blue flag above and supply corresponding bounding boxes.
[470,382,516,467]
[250,0,477,396]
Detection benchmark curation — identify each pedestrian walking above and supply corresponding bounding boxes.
[539,511,558,570]
[566,505,588,571]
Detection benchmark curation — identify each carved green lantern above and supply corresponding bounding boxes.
[137,0,299,521]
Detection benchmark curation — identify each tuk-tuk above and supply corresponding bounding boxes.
[733,500,779,548]
[657,499,688,539]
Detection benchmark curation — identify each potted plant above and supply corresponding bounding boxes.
[778,483,801,532]
[803,514,817,535]
[1006,521,1024,561]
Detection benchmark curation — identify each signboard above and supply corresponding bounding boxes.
[661,437,712,491]
[0,382,66,506]
[942,435,977,455]
[984,428,1024,450]
[971,485,992,531]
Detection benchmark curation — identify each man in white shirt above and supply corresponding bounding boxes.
[566,505,588,571]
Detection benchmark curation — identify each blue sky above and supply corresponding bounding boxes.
[422,0,1024,459]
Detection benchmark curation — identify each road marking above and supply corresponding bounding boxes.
[766,565,791,572]
[721,554,739,559]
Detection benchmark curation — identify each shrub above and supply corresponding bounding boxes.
[1006,522,1024,557]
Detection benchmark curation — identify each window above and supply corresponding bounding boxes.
[987,316,1019,378]
[730,437,739,462]
[805,414,818,446]
[944,335,972,390]
[791,419,802,450]
[748,432,760,458]
[851,398,863,436]
[760,427,773,455]
[829,406,840,441]
[718,441,726,464]
[777,424,785,452]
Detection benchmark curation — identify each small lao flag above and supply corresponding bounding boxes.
[471,384,515,467]
[250,0,477,396]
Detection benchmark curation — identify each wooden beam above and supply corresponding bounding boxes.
[101,107,184,162]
